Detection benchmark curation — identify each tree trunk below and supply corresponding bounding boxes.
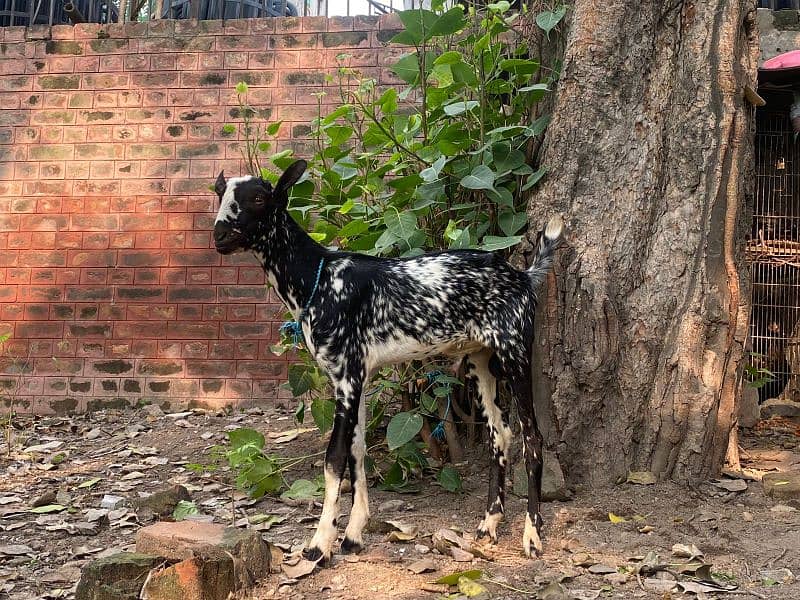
[517,1,760,484]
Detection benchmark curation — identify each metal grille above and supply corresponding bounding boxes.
[748,92,800,402]
[758,1,800,9]
[0,0,427,24]
[0,0,116,26]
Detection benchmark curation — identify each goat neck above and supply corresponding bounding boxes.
[249,209,328,317]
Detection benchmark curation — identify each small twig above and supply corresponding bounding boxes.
[482,576,538,595]
[727,590,767,600]
[762,547,787,568]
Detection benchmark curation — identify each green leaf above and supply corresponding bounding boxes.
[76,477,102,489]
[536,5,567,35]
[460,165,495,191]
[521,166,548,191]
[499,210,527,236]
[221,124,236,135]
[337,219,370,239]
[280,478,324,501]
[29,504,66,514]
[331,160,359,181]
[391,52,420,84]
[266,121,282,136]
[378,87,398,114]
[451,61,478,86]
[487,0,510,11]
[172,500,199,521]
[287,363,315,397]
[294,398,305,424]
[227,428,265,450]
[499,58,540,76]
[480,235,523,251]
[419,391,437,414]
[429,6,466,37]
[491,142,525,173]
[311,398,335,434]
[397,8,439,45]
[420,155,447,183]
[437,466,462,492]
[384,210,418,241]
[386,412,423,451]
[434,50,462,65]
[518,83,550,102]
[430,63,454,88]
[435,570,483,585]
[444,100,479,116]
[235,81,249,95]
[325,125,354,146]
[387,173,423,191]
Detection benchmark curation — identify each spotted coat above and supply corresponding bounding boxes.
[212,160,562,562]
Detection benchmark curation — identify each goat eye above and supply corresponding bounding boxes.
[253,196,265,205]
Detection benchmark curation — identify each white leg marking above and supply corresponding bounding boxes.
[343,399,369,548]
[307,465,341,560]
[523,513,542,558]
[472,354,512,465]
[477,511,503,542]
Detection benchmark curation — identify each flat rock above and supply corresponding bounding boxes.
[513,451,568,501]
[760,398,800,420]
[131,485,190,518]
[136,521,270,594]
[75,552,163,600]
[763,471,800,500]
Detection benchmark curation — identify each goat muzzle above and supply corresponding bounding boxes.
[213,223,246,254]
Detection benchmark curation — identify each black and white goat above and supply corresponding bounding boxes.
[212,160,562,562]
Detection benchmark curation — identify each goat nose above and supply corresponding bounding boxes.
[214,228,229,242]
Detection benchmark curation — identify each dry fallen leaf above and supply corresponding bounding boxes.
[281,558,319,579]
[671,543,704,560]
[408,558,437,574]
[608,512,627,524]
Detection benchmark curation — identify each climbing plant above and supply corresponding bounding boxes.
[222,1,565,498]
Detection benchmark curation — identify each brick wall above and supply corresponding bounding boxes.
[0,14,404,414]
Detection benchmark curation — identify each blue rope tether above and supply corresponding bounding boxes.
[279,258,325,349]
[423,370,450,441]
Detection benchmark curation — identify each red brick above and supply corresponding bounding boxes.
[234,341,259,359]
[167,322,218,340]
[16,321,63,338]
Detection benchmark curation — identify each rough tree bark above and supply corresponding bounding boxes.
[516,1,760,484]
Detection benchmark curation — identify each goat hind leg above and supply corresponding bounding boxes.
[467,351,512,544]
[304,374,363,564]
[342,397,369,553]
[511,367,544,557]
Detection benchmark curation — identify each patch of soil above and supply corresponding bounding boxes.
[1,406,799,599]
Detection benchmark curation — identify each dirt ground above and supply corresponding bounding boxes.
[1,403,799,600]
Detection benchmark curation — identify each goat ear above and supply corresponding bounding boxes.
[275,160,307,194]
[214,171,227,197]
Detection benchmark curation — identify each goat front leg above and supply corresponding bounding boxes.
[304,373,363,564]
[342,395,369,553]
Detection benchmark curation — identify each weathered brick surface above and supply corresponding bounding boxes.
[136,521,270,599]
[0,16,396,413]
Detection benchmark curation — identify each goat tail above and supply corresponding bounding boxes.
[526,215,563,288]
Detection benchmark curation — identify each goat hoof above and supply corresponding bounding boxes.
[475,528,497,544]
[340,537,364,554]
[302,546,329,565]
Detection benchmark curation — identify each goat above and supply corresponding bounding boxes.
[212,160,562,562]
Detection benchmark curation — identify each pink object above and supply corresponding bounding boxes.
[763,50,800,70]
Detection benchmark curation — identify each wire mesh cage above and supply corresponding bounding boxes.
[748,88,800,402]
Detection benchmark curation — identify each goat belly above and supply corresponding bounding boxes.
[364,335,484,369]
